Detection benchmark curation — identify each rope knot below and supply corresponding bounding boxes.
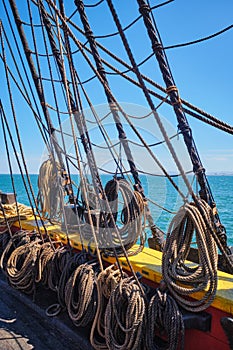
[138,3,151,15]
[152,42,162,52]
[177,122,191,134]
[195,166,205,175]
[109,102,118,112]
[166,85,178,94]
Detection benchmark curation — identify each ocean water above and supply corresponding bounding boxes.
[0,174,232,246]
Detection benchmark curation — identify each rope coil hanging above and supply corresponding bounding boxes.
[146,287,184,350]
[5,238,42,294]
[162,200,218,312]
[103,178,146,255]
[90,265,123,349]
[104,276,146,350]
[35,241,56,286]
[37,158,64,221]
[65,262,98,327]
[57,251,89,308]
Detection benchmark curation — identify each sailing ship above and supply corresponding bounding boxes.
[0,0,233,349]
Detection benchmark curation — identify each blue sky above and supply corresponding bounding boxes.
[0,0,232,174]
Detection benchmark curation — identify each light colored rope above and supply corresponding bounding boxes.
[65,262,97,327]
[37,158,64,221]
[90,265,123,349]
[104,276,145,350]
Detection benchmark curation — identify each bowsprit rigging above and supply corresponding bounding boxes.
[0,1,233,350]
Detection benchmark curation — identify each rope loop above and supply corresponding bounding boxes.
[138,3,151,15]
[46,303,62,317]
[162,200,218,312]
[103,177,145,256]
[65,262,97,327]
[90,265,123,349]
[146,287,184,350]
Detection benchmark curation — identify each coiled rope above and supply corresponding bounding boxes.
[0,202,33,220]
[90,265,123,349]
[146,286,184,350]
[37,158,64,221]
[0,230,33,272]
[65,262,98,327]
[104,276,145,350]
[5,238,42,294]
[46,246,71,292]
[162,200,218,312]
[104,178,145,255]
[35,241,56,286]
[57,250,88,307]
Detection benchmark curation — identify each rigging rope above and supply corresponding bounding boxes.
[62,7,233,135]
[75,0,145,194]
[164,24,233,50]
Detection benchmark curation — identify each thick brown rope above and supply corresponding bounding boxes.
[5,238,41,294]
[146,287,184,350]
[35,241,55,286]
[90,265,123,349]
[162,200,218,312]
[65,262,97,327]
[104,276,146,350]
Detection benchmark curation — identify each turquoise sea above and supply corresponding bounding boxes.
[0,174,232,246]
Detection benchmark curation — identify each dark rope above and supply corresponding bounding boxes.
[38,0,104,198]
[75,0,145,195]
[37,1,75,203]
[164,24,233,50]
[8,0,65,169]
[136,0,232,258]
[146,286,184,350]
[0,102,22,231]
[1,2,50,147]
[84,0,104,8]
[64,7,233,135]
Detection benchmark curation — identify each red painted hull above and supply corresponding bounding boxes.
[184,307,230,350]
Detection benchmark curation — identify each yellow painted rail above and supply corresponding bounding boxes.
[13,216,233,316]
